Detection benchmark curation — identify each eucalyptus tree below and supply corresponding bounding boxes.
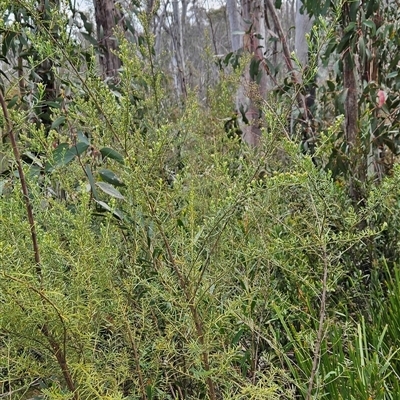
[294,0,313,66]
[226,0,241,51]
[93,0,125,78]
[224,0,268,145]
[299,0,400,204]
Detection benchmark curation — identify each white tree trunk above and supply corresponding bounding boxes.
[171,0,187,99]
[294,0,314,67]
[226,0,241,51]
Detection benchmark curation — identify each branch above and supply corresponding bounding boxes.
[0,85,41,273]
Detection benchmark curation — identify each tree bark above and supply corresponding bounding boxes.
[93,0,124,78]
[237,0,267,146]
[170,0,187,99]
[294,0,314,67]
[226,0,241,51]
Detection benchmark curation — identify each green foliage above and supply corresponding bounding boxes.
[2,1,400,399]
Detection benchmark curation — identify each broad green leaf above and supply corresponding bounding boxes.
[327,80,335,92]
[2,31,16,57]
[51,116,66,129]
[96,181,124,199]
[7,95,18,109]
[51,142,88,168]
[249,58,261,81]
[77,131,90,144]
[70,142,89,157]
[55,148,76,166]
[46,143,69,172]
[344,22,356,33]
[349,0,358,21]
[45,100,62,108]
[99,169,125,186]
[365,0,378,18]
[100,147,124,164]
[83,20,93,34]
[223,52,233,65]
[362,20,376,35]
[337,31,354,53]
[52,143,70,162]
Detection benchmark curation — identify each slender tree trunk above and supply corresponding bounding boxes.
[243,0,268,146]
[344,44,365,205]
[229,0,267,146]
[93,0,124,78]
[294,0,314,67]
[226,0,241,51]
[170,0,187,99]
[341,2,365,205]
[154,1,168,57]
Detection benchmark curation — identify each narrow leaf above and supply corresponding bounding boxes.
[100,147,124,164]
[96,181,124,199]
[85,164,98,199]
[51,116,66,129]
[362,19,376,34]
[71,142,89,157]
[77,131,90,144]
[93,199,124,220]
[7,95,18,109]
[99,169,125,186]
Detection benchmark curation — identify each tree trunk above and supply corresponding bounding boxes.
[230,0,267,146]
[93,0,124,78]
[226,0,241,51]
[294,0,314,67]
[243,0,268,146]
[171,0,187,99]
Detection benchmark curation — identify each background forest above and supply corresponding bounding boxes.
[1,0,400,399]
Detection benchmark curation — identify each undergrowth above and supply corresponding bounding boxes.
[1,9,400,400]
